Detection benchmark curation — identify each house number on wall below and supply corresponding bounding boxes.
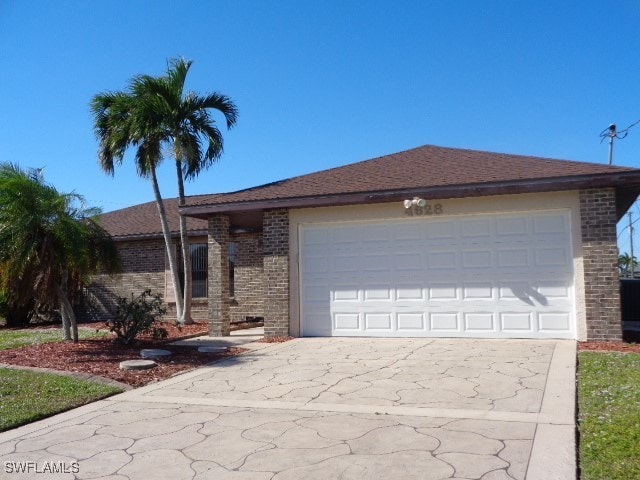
[404,203,443,216]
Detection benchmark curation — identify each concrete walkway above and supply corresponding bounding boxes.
[0,338,576,479]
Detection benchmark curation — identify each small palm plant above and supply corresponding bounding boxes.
[0,163,120,339]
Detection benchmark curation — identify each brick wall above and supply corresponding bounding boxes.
[208,215,230,336]
[80,238,210,324]
[579,188,622,341]
[79,239,166,322]
[81,228,266,329]
[164,300,209,322]
[230,232,265,323]
[263,209,290,337]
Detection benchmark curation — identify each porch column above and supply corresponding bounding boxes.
[208,214,230,336]
[579,188,622,341]
[263,208,290,337]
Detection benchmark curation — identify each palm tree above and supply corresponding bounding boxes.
[619,252,638,278]
[0,163,120,340]
[91,58,237,324]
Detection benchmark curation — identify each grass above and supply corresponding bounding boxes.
[0,368,122,432]
[578,352,640,480]
[0,328,107,351]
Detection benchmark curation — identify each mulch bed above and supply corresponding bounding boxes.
[259,336,294,343]
[578,329,640,353]
[578,342,640,354]
[0,322,246,387]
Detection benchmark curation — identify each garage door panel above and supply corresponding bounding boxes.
[428,250,458,269]
[304,313,332,336]
[501,313,534,331]
[302,228,329,246]
[332,226,363,244]
[498,281,532,300]
[300,211,575,339]
[392,223,424,240]
[462,250,492,268]
[426,220,456,239]
[397,285,425,300]
[461,218,493,237]
[363,286,393,301]
[430,313,460,331]
[497,248,530,268]
[533,214,567,234]
[333,254,361,272]
[364,313,393,331]
[534,247,569,267]
[395,253,424,270]
[462,283,494,300]
[428,283,458,300]
[397,313,427,330]
[496,217,529,236]
[538,313,571,331]
[333,286,359,301]
[537,282,571,298]
[304,284,330,302]
[361,254,391,272]
[303,256,329,274]
[358,225,391,243]
[464,313,496,331]
[334,313,361,331]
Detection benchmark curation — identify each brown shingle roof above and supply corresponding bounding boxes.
[98,196,208,239]
[184,144,639,211]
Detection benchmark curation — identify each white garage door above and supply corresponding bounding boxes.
[299,211,575,339]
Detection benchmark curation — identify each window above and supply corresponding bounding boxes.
[178,243,208,299]
[177,241,235,299]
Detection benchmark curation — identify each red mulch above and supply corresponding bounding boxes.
[259,336,294,343]
[578,342,640,354]
[0,322,246,387]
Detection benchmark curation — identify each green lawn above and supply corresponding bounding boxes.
[0,368,122,432]
[0,328,106,351]
[578,352,640,479]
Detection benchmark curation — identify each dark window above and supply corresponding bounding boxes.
[178,243,208,299]
[229,241,236,297]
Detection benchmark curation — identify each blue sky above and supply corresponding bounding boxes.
[1,1,640,252]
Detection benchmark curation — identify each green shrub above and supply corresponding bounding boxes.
[106,290,167,345]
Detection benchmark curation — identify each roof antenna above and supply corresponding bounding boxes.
[600,120,640,164]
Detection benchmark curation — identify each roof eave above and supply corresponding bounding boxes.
[111,229,209,242]
[181,172,640,217]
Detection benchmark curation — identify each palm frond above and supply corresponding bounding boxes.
[0,163,120,311]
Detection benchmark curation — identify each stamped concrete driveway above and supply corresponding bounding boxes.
[0,338,576,479]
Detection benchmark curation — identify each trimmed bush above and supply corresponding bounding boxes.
[106,290,167,345]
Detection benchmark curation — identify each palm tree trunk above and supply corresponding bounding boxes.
[60,271,71,341]
[176,160,193,324]
[150,165,184,321]
[58,273,78,342]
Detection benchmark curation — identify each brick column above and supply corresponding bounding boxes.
[208,215,230,336]
[579,188,622,341]
[263,209,290,337]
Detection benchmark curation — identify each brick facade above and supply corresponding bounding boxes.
[263,209,290,337]
[79,239,166,323]
[230,232,265,323]
[208,215,231,336]
[80,238,212,324]
[83,189,625,343]
[80,229,265,329]
[579,188,622,341]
